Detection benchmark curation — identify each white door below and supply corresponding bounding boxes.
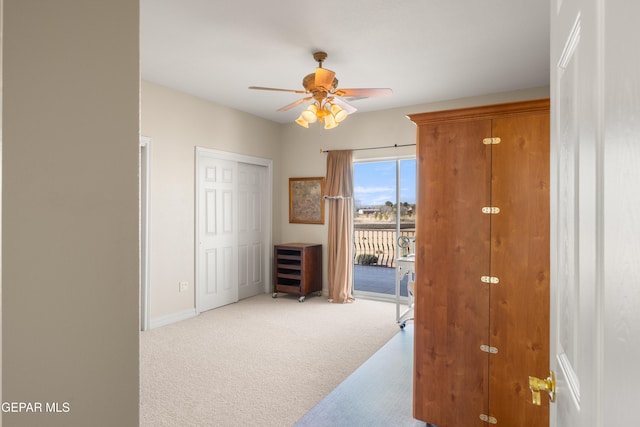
[196,148,272,312]
[550,0,600,425]
[238,162,266,299]
[197,154,239,311]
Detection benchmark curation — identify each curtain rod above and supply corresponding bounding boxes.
[320,143,416,154]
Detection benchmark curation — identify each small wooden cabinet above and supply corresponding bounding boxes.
[273,243,322,302]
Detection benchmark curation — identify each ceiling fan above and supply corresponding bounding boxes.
[249,51,392,128]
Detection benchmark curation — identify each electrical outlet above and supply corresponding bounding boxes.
[179,281,189,292]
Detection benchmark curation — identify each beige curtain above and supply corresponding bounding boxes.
[324,150,354,303]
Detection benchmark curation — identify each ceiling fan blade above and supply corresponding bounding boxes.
[314,68,336,90]
[333,88,393,98]
[328,97,357,114]
[249,86,307,94]
[277,96,312,112]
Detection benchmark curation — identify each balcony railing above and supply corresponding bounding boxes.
[353,225,415,268]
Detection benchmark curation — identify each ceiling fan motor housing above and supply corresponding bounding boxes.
[303,73,338,101]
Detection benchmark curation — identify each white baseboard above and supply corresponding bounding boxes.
[150,308,197,329]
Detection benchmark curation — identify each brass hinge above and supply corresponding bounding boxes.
[480,345,498,354]
[480,414,498,424]
[483,137,501,145]
[481,276,499,284]
[481,206,500,214]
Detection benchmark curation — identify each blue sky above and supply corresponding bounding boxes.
[353,160,416,207]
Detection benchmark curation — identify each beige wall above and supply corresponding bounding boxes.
[2,1,140,426]
[141,81,282,321]
[278,86,550,291]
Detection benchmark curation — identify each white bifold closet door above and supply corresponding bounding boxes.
[196,148,270,312]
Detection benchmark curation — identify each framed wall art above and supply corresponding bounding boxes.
[289,177,325,224]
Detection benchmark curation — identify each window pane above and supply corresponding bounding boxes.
[353,159,416,299]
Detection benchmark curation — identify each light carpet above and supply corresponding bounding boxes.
[140,293,400,427]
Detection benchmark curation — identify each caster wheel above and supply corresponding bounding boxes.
[298,296,305,303]
[399,322,406,329]
[272,293,278,298]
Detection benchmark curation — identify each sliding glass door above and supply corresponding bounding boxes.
[353,158,416,302]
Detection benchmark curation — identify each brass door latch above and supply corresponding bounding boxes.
[529,371,556,406]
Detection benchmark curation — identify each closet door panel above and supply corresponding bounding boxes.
[414,120,492,426]
[489,113,550,425]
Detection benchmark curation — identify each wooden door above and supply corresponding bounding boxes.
[411,100,550,426]
[489,113,550,425]
[413,119,492,426]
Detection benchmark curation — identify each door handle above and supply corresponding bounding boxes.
[528,371,556,406]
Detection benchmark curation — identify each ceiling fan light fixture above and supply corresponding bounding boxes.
[316,105,330,121]
[295,115,309,128]
[301,104,318,123]
[330,104,348,122]
[295,101,344,129]
[324,112,338,129]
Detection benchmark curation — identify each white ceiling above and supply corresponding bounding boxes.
[141,0,550,124]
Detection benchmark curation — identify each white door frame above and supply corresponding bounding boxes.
[140,136,151,331]
[194,147,272,313]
